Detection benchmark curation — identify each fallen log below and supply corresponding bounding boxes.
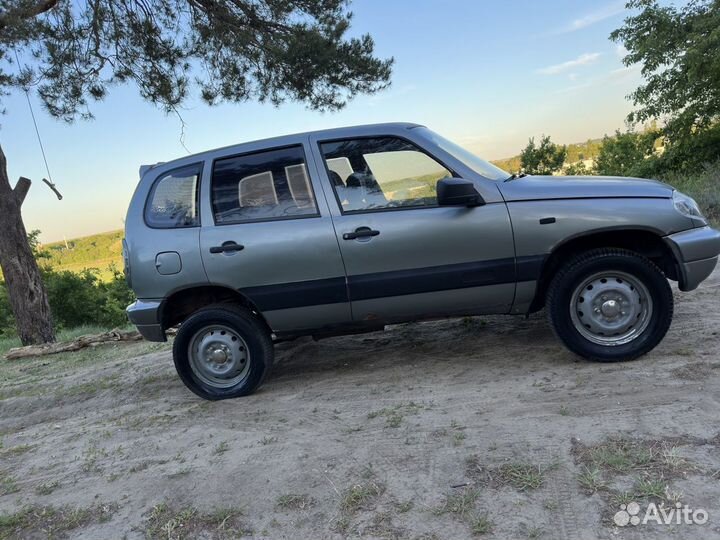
[4,328,143,360]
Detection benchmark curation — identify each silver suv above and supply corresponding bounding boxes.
[124,123,720,400]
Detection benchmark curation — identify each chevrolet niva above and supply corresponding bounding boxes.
[123,123,720,400]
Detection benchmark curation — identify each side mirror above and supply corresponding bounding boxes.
[437,178,484,207]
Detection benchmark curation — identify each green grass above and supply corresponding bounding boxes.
[0,504,116,538]
[633,475,666,500]
[577,466,606,494]
[434,488,494,536]
[582,439,654,473]
[433,488,480,518]
[340,480,385,514]
[144,503,248,539]
[213,441,230,455]
[470,513,494,535]
[41,229,124,280]
[0,471,19,496]
[575,437,692,477]
[497,463,546,491]
[276,493,314,511]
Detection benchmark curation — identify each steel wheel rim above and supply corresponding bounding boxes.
[188,324,250,388]
[570,271,653,346]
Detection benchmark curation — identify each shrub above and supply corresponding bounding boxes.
[0,265,135,338]
[520,135,567,175]
[594,129,659,178]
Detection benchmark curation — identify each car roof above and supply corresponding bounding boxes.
[141,122,423,176]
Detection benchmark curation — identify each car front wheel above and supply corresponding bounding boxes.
[172,306,273,400]
[547,248,673,361]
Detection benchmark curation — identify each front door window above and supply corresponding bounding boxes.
[319,137,452,213]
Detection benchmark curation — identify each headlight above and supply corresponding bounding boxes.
[673,190,705,220]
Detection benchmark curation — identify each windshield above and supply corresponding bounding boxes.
[415,127,509,181]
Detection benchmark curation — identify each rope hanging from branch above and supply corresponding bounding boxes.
[13,49,63,201]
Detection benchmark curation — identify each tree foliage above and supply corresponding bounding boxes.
[563,161,590,176]
[520,135,567,175]
[594,129,659,177]
[0,265,133,336]
[0,0,393,120]
[611,0,720,147]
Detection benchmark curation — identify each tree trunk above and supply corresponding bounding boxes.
[0,144,55,345]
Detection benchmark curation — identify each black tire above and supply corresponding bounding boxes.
[172,305,273,400]
[546,248,673,361]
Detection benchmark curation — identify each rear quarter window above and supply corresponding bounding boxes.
[145,164,202,228]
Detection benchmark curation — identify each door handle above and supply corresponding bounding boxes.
[343,227,380,240]
[209,241,245,254]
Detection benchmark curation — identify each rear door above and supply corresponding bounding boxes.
[199,142,351,334]
[308,132,516,322]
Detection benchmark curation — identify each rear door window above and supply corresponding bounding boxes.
[212,146,319,224]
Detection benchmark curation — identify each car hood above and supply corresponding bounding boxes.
[497,175,674,202]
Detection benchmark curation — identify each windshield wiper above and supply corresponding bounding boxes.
[504,173,527,182]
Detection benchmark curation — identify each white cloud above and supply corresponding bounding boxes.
[537,53,602,75]
[554,64,641,95]
[560,2,626,33]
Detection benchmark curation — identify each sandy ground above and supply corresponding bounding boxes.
[1,268,720,539]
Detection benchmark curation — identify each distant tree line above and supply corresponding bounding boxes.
[501,120,719,181]
[496,124,718,225]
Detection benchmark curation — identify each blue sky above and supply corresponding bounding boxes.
[1,0,643,242]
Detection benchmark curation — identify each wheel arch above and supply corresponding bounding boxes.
[160,285,272,334]
[529,228,679,313]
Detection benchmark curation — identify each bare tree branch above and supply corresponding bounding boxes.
[0,0,59,29]
[14,177,31,205]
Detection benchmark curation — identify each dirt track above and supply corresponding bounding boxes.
[1,268,720,539]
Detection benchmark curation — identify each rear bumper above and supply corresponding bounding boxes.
[664,226,720,291]
[126,299,166,342]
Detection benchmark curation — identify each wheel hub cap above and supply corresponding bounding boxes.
[188,325,250,388]
[601,299,620,318]
[209,347,229,364]
[570,271,653,346]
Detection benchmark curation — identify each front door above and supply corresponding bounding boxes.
[310,134,516,323]
[199,143,351,334]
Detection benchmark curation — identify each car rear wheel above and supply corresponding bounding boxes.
[172,306,273,400]
[547,248,673,361]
